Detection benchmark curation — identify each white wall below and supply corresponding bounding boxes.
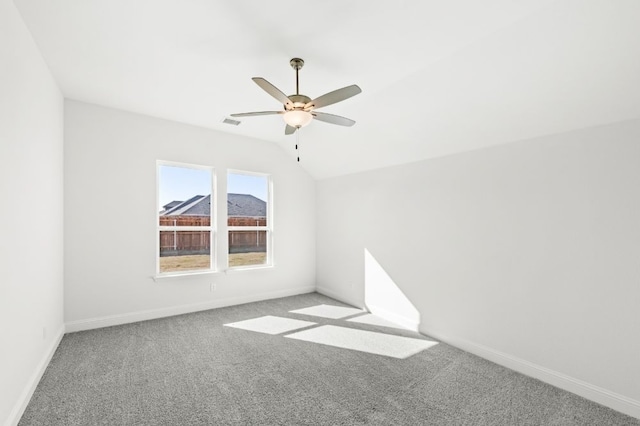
[317,119,640,418]
[0,1,64,425]
[63,101,315,329]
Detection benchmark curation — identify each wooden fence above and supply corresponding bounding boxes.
[159,215,266,256]
[159,230,210,255]
[228,230,267,254]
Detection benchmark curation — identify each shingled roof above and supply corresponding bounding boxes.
[162,200,182,210]
[160,194,266,217]
[227,194,266,217]
[161,195,210,216]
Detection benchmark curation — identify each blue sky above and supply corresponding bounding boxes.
[158,165,267,208]
[227,172,268,202]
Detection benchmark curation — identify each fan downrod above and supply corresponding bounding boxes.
[290,58,304,95]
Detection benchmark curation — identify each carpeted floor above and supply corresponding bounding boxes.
[19,293,640,425]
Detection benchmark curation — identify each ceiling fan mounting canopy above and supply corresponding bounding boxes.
[289,57,304,71]
[230,58,361,134]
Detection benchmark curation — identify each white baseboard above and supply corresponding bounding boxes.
[366,304,420,332]
[6,324,65,426]
[66,285,316,333]
[316,286,363,308]
[422,328,640,420]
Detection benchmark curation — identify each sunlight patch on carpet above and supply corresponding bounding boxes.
[285,325,438,359]
[289,304,365,319]
[347,313,407,330]
[224,315,316,335]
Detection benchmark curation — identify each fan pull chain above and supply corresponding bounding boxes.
[296,129,300,162]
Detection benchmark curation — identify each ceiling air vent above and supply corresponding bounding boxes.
[222,117,241,126]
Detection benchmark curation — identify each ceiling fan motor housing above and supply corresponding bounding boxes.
[287,94,311,111]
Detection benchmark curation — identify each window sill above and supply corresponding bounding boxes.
[225,265,274,274]
[152,265,274,281]
[152,269,221,281]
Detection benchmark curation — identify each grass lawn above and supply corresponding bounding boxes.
[160,252,266,272]
[159,254,210,273]
[228,252,267,267]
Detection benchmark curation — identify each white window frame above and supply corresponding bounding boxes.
[156,160,217,277]
[227,169,273,270]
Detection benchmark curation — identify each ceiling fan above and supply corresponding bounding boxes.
[231,58,361,135]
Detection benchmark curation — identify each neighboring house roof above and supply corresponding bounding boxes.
[162,200,182,211]
[160,193,266,217]
[162,195,210,216]
[227,193,266,217]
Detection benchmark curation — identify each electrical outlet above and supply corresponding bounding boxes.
[210,282,216,292]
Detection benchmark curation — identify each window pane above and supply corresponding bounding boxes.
[227,173,268,227]
[228,230,267,267]
[159,165,211,226]
[159,230,211,273]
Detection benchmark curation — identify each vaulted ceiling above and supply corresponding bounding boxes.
[15,0,640,179]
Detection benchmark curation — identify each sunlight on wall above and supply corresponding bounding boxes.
[364,249,420,331]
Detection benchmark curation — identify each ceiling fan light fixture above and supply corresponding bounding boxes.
[283,110,312,128]
[231,58,361,135]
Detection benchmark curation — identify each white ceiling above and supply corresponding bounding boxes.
[14,0,640,179]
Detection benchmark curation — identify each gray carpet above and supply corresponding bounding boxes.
[19,293,639,425]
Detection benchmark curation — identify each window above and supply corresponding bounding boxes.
[227,171,272,268]
[157,162,215,275]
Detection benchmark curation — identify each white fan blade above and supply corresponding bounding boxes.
[252,77,293,109]
[305,85,361,110]
[230,111,283,117]
[311,111,355,127]
[285,124,297,135]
